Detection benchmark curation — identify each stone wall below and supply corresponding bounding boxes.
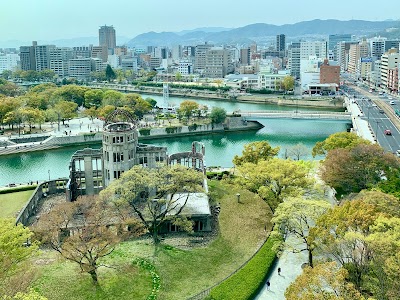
[15,179,68,226]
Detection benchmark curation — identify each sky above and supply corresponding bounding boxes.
[0,0,399,43]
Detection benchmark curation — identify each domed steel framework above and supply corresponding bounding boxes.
[104,109,137,126]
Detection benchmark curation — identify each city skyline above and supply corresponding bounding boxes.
[1,0,399,44]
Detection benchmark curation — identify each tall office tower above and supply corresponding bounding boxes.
[99,25,116,49]
[369,36,386,59]
[194,42,213,72]
[35,44,55,71]
[276,34,286,52]
[240,48,251,65]
[19,42,36,71]
[288,42,301,79]
[73,46,92,58]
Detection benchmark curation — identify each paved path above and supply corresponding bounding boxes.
[254,235,307,300]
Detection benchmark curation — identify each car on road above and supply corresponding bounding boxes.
[379,92,383,95]
[384,129,392,135]
[390,101,395,105]
[396,150,400,157]
[379,109,385,113]
[388,97,393,100]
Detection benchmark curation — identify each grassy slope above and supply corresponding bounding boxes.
[30,180,272,300]
[0,190,33,218]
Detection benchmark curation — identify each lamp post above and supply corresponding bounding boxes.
[374,120,380,141]
[48,170,50,181]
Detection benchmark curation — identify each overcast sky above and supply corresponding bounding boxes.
[1,0,399,42]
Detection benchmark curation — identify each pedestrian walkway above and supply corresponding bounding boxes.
[254,235,307,300]
[344,97,375,142]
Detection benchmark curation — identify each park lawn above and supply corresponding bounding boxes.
[30,180,272,300]
[0,190,33,218]
[32,251,153,300]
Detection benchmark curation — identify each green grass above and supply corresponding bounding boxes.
[0,190,33,218]
[29,180,272,300]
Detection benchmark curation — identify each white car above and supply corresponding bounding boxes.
[388,96,393,100]
[390,101,395,105]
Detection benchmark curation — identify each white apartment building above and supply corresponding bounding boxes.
[35,44,55,71]
[287,42,301,78]
[178,60,193,75]
[121,57,138,72]
[300,41,328,60]
[300,56,322,91]
[194,43,213,73]
[0,53,19,73]
[370,60,382,88]
[380,49,400,87]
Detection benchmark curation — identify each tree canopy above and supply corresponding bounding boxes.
[312,132,370,157]
[233,141,279,166]
[101,165,204,245]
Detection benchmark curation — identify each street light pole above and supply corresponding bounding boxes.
[374,120,380,141]
[48,170,50,181]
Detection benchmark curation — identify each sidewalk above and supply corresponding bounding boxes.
[254,235,307,300]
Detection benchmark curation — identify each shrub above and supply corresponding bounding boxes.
[188,123,198,131]
[209,237,277,300]
[165,126,178,134]
[0,185,37,194]
[139,128,151,136]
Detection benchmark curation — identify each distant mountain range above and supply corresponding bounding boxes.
[126,19,400,47]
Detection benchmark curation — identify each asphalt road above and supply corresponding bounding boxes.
[342,85,400,154]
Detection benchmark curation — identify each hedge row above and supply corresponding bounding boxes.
[209,237,277,300]
[0,185,37,194]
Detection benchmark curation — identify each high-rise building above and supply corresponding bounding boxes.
[194,42,214,72]
[337,41,358,72]
[99,25,116,50]
[300,41,328,60]
[385,40,400,52]
[288,42,301,79]
[369,36,386,59]
[35,44,55,71]
[49,47,74,77]
[348,40,368,77]
[240,48,251,65]
[0,53,19,73]
[328,34,352,51]
[380,48,400,87]
[19,43,36,71]
[276,34,286,52]
[204,47,234,78]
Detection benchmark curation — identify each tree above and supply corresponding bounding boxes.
[101,165,204,246]
[178,100,199,123]
[282,75,295,92]
[175,72,182,81]
[236,158,314,212]
[312,132,370,157]
[53,100,78,130]
[102,90,125,107]
[233,141,279,166]
[285,262,365,300]
[105,65,116,82]
[286,143,309,160]
[84,89,104,108]
[272,198,330,268]
[0,79,20,96]
[0,219,39,294]
[36,197,134,284]
[144,97,157,108]
[38,69,55,81]
[20,107,44,131]
[53,85,89,107]
[320,144,400,196]
[132,97,152,119]
[209,107,226,125]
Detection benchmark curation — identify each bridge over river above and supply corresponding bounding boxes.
[236,110,352,121]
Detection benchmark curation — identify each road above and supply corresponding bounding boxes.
[342,84,400,154]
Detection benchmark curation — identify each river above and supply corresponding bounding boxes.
[0,95,349,186]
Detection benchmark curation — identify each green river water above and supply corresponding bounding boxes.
[0,94,349,186]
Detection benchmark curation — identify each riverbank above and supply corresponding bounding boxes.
[86,83,345,109]
[0,117,263,156]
